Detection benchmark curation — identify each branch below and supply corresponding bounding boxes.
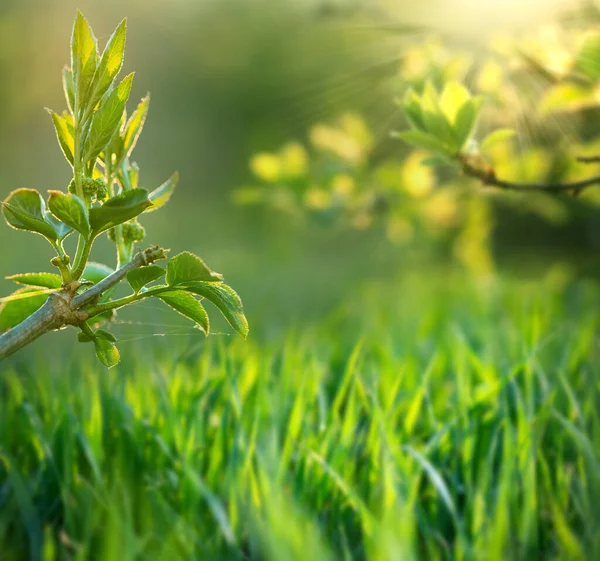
[577,156,600,165]
[0,291,78,359]
[71,246,167,309]
[84,284,174,317]
[462,158,600,194]
[0,246,167,361]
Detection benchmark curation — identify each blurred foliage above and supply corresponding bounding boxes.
[235,6,600,278]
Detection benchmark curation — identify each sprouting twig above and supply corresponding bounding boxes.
[0,246,167,360]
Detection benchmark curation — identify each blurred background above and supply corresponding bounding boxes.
[1,0,599,362]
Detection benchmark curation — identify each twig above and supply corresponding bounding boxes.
[461,158,600,194]
[577,156,600,164]
[0,246,167,360]
[71,246,167,309]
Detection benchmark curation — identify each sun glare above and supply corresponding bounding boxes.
[379,0,580,40]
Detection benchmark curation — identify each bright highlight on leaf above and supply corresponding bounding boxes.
[395,82,484,156]
[166,252,224,285]
[6,273,63,289]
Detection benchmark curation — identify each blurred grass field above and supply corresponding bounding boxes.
[1,271,599,560]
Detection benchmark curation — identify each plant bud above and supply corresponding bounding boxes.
[122,220,146,243]
[68,178,77,194]
[95,178,108,201]
[82,177,98,197]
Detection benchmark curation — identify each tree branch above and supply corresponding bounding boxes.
[462,158,600,193]
[577,156,600,165]
[0,292,77,359]
[0,246,167,361]
[71,245,167,309]
[85,285,172,317]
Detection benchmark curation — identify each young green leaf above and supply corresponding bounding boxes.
[480,129,516,153]
[0,288,50,331]
[402,89,427,132]
[182,282,248,338]
[77,331,94,343]
[82,262,114,284]
[392,130,451,155]
[420,83,456,150]
[145,172,178,213]
[48,110,74,165]
[453,100,478,150]
[103,112,127,170]
[123,95,150,158]
[126,265,165,294]
[2,189,69,243]
[6,273,63,289]
[439,81,471,125]
[84,72,134,164]
[47,191,90,237]
[71,11,98,114]
[94,337,120,368]
[95,329,117,342]
[156,291,209,334]
[62,67,75,114]
[166,252,224,286]
[88,19,127,111]
[89,189,152,234]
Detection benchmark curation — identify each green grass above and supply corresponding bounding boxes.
[1,272,599,560]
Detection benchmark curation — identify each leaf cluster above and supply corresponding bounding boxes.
[0,13,248,367]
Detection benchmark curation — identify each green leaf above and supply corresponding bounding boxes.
[77,332,93,343]
[439,81,471,124]
[6,272,63,289]
[574,33,600,82]
[2,189,70,243]
[62,67,75,114]
[453,100,478,150]
[95,329,117,342]
[47,191,90,237]
[104,112,126,169]
[156,291,209,334]
[123,95,150,158]
[166,252,224,286]
[392,130,452,155]
[89,189,152,235]
[82,262,114,284]
[71,11,98,114]
[402,89,427,132]
[145,172,178,213]
[94,337,120,368]
[84,73,134,164]
[48,110,75,165]
[420,82,456,150]
[182,282,248,338]
[0,288,50,332]
[126,265,165,294]
[480,129,516,153]
[88,19,127,111]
